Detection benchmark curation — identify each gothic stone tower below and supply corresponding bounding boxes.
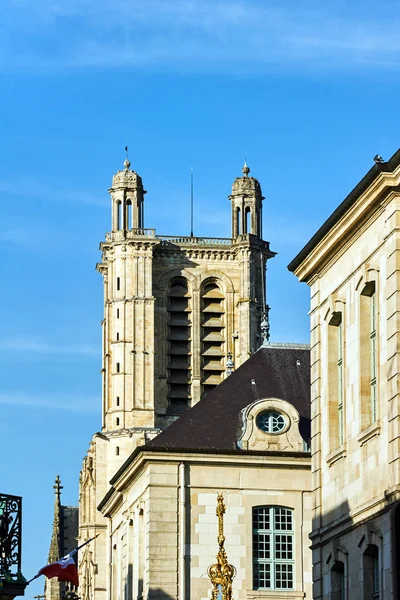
[78,159,275,600]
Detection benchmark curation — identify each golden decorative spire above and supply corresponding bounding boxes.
[208,493,236,600]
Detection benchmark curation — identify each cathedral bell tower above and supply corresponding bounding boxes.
[78,157,276,600]
[97,157,160,439]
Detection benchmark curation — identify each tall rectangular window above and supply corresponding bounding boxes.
[328,311,345,449]
[253,507,294,590]
[370,291,377,424]
[337,319,344,445]
[360,282,378,429]
[363,545,379,599]
[331,561,345,600]
[373,552,380,597]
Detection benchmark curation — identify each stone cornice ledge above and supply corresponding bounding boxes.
[247,591,305,599]
[326,444,347,466]
[358,422,380,446]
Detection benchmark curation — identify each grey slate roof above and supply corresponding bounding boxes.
[146,344,311,452]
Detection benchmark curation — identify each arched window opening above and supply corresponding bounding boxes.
[201,281,225,398]
[116,446,120,456]
[116,417,120,426]
[117,277,120,291]
[126,200,132,231]
[245,207,251,234]
[167,279,192,415]
[331,561,345,600]
[117,201,122,230]
[252,506,294,590]
[236,207,241,235]
[363,545,380,599]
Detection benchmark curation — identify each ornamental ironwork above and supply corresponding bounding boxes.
[0,493,23,581]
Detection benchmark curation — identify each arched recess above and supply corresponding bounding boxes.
[117,201,122,230]
[236,207,241,235]
[126,199,132,230]
[245,206,251,234]
[200,278,225,396]
[167,277,192,414]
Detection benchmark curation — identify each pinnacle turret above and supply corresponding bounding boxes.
[109,154,146,232]
[229,162,264,238]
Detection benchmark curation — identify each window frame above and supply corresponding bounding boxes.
[369,290,377,424]
[252,506,295,591]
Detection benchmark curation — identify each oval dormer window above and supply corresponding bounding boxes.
[256,411,286,434]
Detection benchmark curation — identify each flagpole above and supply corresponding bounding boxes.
[26,533,100,585]
[75,533,100,553]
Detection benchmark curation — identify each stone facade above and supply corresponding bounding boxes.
[289,149,400,599]
[78,159,276,600]
[98,450,312,600]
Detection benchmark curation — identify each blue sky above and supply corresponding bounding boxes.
[1,0,400,595]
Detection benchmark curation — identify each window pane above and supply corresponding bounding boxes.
[274,508,293,531]
[253,533,270,559]
[253,508,270,530]
[275,563,293,589]
[275,535,293,560]
[253,562,271,589]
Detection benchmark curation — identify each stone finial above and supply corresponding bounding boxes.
[226,352,234,377]
[242,161,250,177]
[261,305,271,346]
[124,145,131,170]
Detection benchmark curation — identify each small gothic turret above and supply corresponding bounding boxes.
[229,162,264,238]
[109,156,146,232]
[45,476,63,600]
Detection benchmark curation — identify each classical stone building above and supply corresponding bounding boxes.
[289,149,400,599]
[97,344,312,600]
[78,159,291,600]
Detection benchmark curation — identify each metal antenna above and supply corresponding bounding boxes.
[190,167,194,237]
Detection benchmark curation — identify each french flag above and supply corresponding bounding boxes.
[38,551,79,587]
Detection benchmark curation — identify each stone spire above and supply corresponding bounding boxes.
[45,476,63,600]
[48,475,62,562]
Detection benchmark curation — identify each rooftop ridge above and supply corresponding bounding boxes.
[260,342,310,350]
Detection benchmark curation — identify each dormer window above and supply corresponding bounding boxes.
[256,411,286,434]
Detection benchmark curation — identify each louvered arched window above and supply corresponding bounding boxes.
[200,280,225,397]
[167,279,192,413]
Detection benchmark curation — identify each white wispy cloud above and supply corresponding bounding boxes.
[0,179,107,207]
[0,337,98,356]
[2,0,400,73]
[0,391,98,412]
